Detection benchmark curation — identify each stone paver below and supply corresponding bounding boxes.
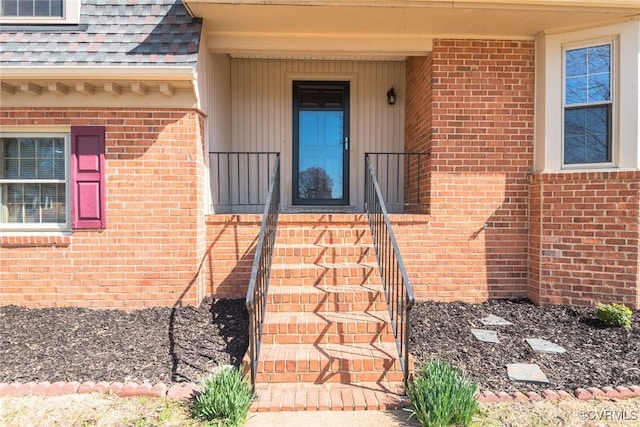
[470,329,499,343]
[526,338,566,354]
[506,363,549,385]
[479,314,513,326]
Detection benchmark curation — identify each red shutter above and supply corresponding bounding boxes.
[71,126,106,229]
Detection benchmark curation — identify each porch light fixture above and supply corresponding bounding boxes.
[386,87,397,105]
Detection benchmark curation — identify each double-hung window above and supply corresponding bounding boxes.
[0,0,63,17]
[0,0,80,24]
[563,42,613,166]
[0,127,106,232]
[0,134,69,230]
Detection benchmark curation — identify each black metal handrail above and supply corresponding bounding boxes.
[365,152,430,212]
[364,154,415,385]
[245,154,280,389]
[209,152,280,213]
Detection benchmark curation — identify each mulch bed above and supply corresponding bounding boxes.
[410,299,640,393]
[1,297,638,395]
[0,298,248,385]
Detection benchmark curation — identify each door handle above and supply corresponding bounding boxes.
[343,137,348,150]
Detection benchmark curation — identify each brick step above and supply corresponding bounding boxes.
[255,342,404,383]
[275,228,373,246]
[250,382,408,412]
[272,243,375,264]
[277,213,369,224]
[262,311,394,344]
[266,285,388,312]
[269,263,381,286]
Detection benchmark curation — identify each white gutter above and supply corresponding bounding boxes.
[0,66,197,81]
[183,0,640,10]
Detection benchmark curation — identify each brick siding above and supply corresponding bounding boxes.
[405,55,433,211]
[400,40,535,302]
[0,107,206,308]
[204,214,262,298]
[529,171,640,309]
[4,42,638,311]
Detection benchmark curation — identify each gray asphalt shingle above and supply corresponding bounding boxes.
[0,0,201,67]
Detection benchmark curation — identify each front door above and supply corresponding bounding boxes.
[293,81,349,206]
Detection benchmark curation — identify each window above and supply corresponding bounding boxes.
[0,134,69,229]
[0,0,79,24]
[563,43,613,165]
[0,127,106,232]
[535,21,638,172]
[1,0,63,17]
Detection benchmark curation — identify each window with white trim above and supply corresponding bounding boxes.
[0,0,80,24]
[563,42,613,165]
[0,134,69,229]
[535,21,638,172]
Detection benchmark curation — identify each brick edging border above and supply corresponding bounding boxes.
[1,381,639,405]
[477,385,640,404]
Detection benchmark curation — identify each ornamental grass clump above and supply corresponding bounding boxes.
[406,359,478,427]
[192,366,253,427]
[596,303,633,330]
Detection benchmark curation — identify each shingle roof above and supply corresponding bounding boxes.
[0,0,202,67]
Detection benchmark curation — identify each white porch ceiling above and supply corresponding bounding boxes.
[184,0,640,57]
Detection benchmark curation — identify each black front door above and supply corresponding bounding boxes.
[293,81,350,206]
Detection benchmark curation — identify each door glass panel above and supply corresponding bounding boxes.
[297,111,344,201]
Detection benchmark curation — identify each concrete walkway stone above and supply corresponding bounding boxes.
[506,363,549,385]
[471,329,499,343]
[245,410,420,426]
[526,338,566,354]
[479,314,513,326]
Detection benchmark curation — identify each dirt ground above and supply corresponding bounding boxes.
[1,394,639,427]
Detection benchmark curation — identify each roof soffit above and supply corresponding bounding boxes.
[185,0,640,56]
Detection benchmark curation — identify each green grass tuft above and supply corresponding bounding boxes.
[406,359,479,427]
[191,367,253,427]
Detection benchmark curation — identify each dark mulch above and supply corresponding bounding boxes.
[410,299,640,393]
[2,297,638,394]
[0,298,248,385]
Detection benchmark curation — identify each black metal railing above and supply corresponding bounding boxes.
[364,154,415,384]
[209,152,280,213]
[365,152,430,213]
[245,154,280,389]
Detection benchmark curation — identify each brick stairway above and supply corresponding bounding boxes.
[250,214,408,412]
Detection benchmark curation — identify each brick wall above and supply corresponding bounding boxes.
[204,214,262,298]
[194,113,208,304]
[529,171,640,309]
[529,176,542,304]
[404,55,433,211]
[0,107,206,309]
[399,40,535,302]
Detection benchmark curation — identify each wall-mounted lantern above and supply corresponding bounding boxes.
[386,87,397,105]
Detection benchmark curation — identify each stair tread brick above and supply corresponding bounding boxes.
[264,311,390,324]
[271,262,379,268]
[250,382,408,412]
[260,342,400,360]
[275,243,372,248]
[268,284,383,293]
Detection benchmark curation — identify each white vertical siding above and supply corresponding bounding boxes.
[209,54,232,153]
[228,58,406,210]
[203,54,233,213]
[196,37,213,213]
